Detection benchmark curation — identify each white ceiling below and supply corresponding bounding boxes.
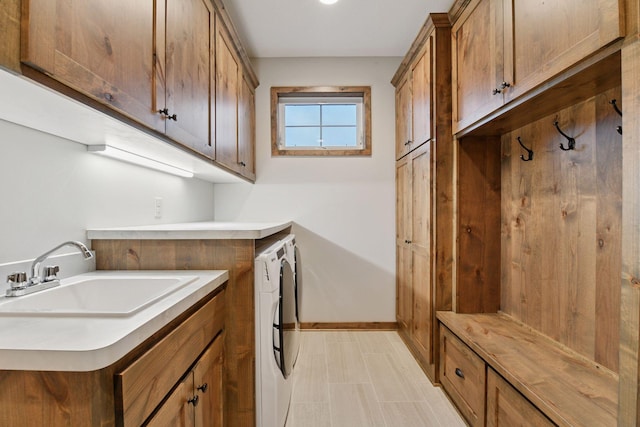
[222,0,455,58]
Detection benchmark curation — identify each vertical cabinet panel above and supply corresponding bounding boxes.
[146,375,194,427]
[396,156,413,332]
[411,39,433,147]
[163,0,213,157]
[486,368,554,427]
[395,76,413,159]
[21,0,161,131]
[238,74,256,180]
[411,144,433,364]
[215,24,240,171]
[193,335,224,427]
[452,0,503,132]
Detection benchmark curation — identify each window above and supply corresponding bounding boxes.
[271,86,372,156]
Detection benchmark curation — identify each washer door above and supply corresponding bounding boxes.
[272,258,298,379]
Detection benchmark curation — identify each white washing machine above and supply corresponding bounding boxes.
[255,240,300,427]
[281,234,299,326]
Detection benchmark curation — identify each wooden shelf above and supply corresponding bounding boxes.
[437,311,618,427]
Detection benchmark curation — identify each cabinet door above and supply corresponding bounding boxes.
[452,0,504,132]
[193,336,224,427]
[146,374,194,427]
[395,76,413,159]
[410,143,433,365]
[162,0,213,157]
[411,40,433,148]
[238,74,256,180]
[503,0,623,103]
[21,0,161,132]
[486,368,554,427]
[396,156,412,331]
[216,24,240,171]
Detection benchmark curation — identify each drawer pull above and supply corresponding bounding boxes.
[197,383,208,393]
[455,368,465,379]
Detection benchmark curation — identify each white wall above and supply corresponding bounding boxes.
[214,57,399,323]
[0,119,215,264]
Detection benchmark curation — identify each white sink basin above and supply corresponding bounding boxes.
[0,274,198,317]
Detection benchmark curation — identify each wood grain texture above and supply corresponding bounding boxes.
[439,326,486,427]
[410,41,432,147]
[116,292,224,426]
[193,333,225,427]
[456,136,501,313]
[486,368,554,427]
[504,0,623,104]
[395,76,413,159]
[299,322,397,330]
[215,23,240,170]
[22,0,162,132]
[438,311,618,427]
[92,239,256,427]
[164,0,212,155]
[238,74,256,179]
[0,0,20,71]
[501,88,622,370]
[618,38,640,427]
[452,0,504,132]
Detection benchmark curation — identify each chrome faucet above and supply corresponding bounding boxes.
[6,241,94,297]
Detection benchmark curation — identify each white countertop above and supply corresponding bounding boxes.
[0,270,228,371]
[87,221,292,240]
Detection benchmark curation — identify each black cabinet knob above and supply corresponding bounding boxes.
[188,395,199,406]
[197,383,208,393]
[455,368,465,379]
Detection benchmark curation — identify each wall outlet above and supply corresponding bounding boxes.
[154,197,162,219]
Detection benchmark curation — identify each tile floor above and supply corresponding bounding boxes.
[285,330,467,427]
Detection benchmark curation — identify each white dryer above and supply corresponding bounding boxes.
[281,234,299,326]
[255,240,300,427]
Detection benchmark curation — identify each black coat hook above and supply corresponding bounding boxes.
[553,120,576,151]
[610,99,622,135]
[517,137,533,161]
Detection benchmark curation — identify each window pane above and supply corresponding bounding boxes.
[322,126,358,147]
[322,104,357,126]
[285,127,321,147]
[285,105,320,126]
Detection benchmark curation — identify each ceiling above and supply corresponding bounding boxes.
[222,0,455,58]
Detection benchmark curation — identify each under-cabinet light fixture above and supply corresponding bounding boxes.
[319,0,339,4]
[88,145,194,178]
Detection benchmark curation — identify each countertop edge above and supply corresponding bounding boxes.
[0,270,229,372]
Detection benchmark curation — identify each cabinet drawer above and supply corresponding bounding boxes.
[486,368,554,427]
[116,290,225,426]
[440,325,485,426]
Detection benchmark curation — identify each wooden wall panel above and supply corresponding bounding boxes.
[456,136,502,313]
[500,88,622,370]
[619,39,640,426]
[0,0,20,71]
[93,239,256,427]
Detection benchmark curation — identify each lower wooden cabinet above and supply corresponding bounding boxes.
[147,334,224,427]
[116,291,225,426]
[439,326,486,427]
[486,368,554,427]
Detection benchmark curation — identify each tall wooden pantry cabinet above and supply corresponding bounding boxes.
[392,13,453,382]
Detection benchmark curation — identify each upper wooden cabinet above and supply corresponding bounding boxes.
[238,74,256,180]
[411,40,433,149]
[395,75,413,159]
[215,22,256,179]
[452,0,624,133]
[20,0,258,180]
[155,0,214,158]
[21,0,161,132]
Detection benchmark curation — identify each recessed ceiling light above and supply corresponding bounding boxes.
[319,0,339,4]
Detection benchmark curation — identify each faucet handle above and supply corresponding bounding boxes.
[43,265,60,282]
[7,272,28,289]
